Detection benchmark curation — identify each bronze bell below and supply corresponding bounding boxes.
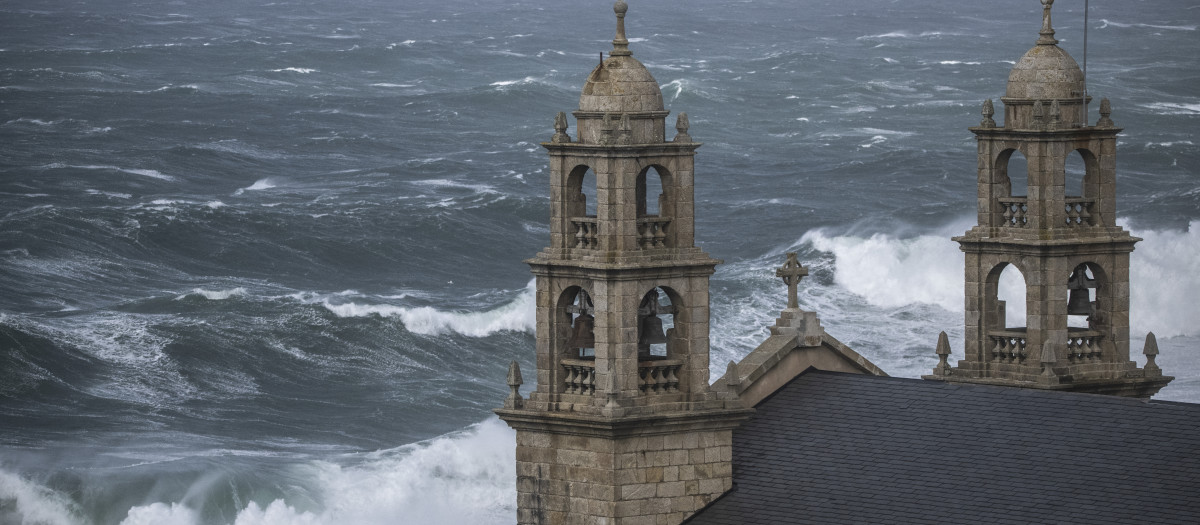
[567,313,595,349]
[1067,266,1097,316]
[639,314,669,346]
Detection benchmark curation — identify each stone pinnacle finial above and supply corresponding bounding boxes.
[932,331,952,376]
[611,1,632,57]
[1039,341,1059,385]
[725,360,741,393]
[1032,100,1046,130]
[1143,332,1162,377]
[504,360,524,409]
[552,111,571,143]
[1038,0,1058,46]
[981,99,996,128]
[673,112,692,142]
[1049,99,1062,130]
[776,252,809,310]
[1097,97,1115,127]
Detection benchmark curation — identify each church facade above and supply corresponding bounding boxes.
[497,2,1197,524]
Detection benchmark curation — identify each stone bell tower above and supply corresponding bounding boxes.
[496,2,750,524]
[925,0,1171,397]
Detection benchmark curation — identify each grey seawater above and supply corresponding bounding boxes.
[0,0,1196,523]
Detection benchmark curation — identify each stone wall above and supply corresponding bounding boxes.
[514,427,735,525]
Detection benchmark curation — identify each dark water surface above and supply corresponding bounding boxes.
[1,1,1197,523]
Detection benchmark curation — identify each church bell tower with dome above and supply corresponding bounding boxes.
[926,0,1172,397]
[496,2,751,524]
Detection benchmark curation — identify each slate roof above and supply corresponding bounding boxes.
[685,370,1200,525]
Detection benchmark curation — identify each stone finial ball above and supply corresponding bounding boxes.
[1041,0,1053,6]
[615,1,628,15]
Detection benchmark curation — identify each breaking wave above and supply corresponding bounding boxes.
[320,281,535,337]
[800,219,1200,339]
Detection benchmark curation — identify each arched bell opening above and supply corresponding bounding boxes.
[996,149,1029,199]
[635,165,673,249]
[995,149,1030,228]
[1065,148,1099,226]
[637,287,677,359]
[636,166,670,217]
[566,165,598,218]
[986,262,1028,331]
[560,286,596,359]
[1067,262,1107,330]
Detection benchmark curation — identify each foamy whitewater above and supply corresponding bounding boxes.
[1,0,1197,523]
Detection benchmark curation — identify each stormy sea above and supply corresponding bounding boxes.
[1,0,1197,523]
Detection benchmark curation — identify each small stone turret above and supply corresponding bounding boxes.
[926,0,1172,398]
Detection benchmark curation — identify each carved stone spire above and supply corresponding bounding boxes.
[611,1,632,57]
[1037,0,1058,46]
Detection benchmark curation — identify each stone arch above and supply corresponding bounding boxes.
[566,164,598,218]
[986,261,1028,330]
[1066,261,1107,329]
[558,285,595,358]
[995,148,1029,198]
[1064,148,1099,198]
[637,286,681,358]
[636,165,671,217]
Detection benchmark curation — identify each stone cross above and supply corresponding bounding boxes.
[775,252,808,309]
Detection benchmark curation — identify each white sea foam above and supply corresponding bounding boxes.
[271,67,316,73]
[234,178,278,195]
[1099,19,1197,31]
[1140,102,1200,115]
[799,219,1200,338]
[0,470,80,525]
[176,287,248,301]
[109,419,516,525]
[490,76,537,88]
[41,163,175,181]
[321,281,535,337]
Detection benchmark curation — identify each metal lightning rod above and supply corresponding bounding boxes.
[1083,0,1090,124]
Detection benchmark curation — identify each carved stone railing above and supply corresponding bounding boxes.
[636,217,671,249]
[998,197,1028,228]
[570,217,598,250]
[561,358,596,395]
[988,329,1028,363]
[1064,197,1095,227]
[638,358,682,394]
[1066,330,1103,363]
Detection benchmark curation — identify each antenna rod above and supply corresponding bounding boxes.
[1083,0,1089,124]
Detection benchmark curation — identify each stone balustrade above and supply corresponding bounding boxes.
[1066,330,1103,363]
[562,358,596,395]
[636,217,671,249]
[570,217,599,250]
[638,358,682,394]
[989,330,1028,363]
[998,198,1028,227]
[1064,197,1095,227]
[560,358,682,396]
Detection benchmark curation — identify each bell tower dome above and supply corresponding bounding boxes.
[925,0,1172,398]
[497,3,750,524]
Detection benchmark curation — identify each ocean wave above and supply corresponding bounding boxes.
[234,178,278,195]
[1140,102,1200,115]
[108,418,516,525]
[409,178,499,195]
[799,219,1200,338]
[1099,19,1197,31]
[175,287,248,301]
[270,67,317,73]
[39,163,175,181]
[320,281,535,338]
[0,470,80,525]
